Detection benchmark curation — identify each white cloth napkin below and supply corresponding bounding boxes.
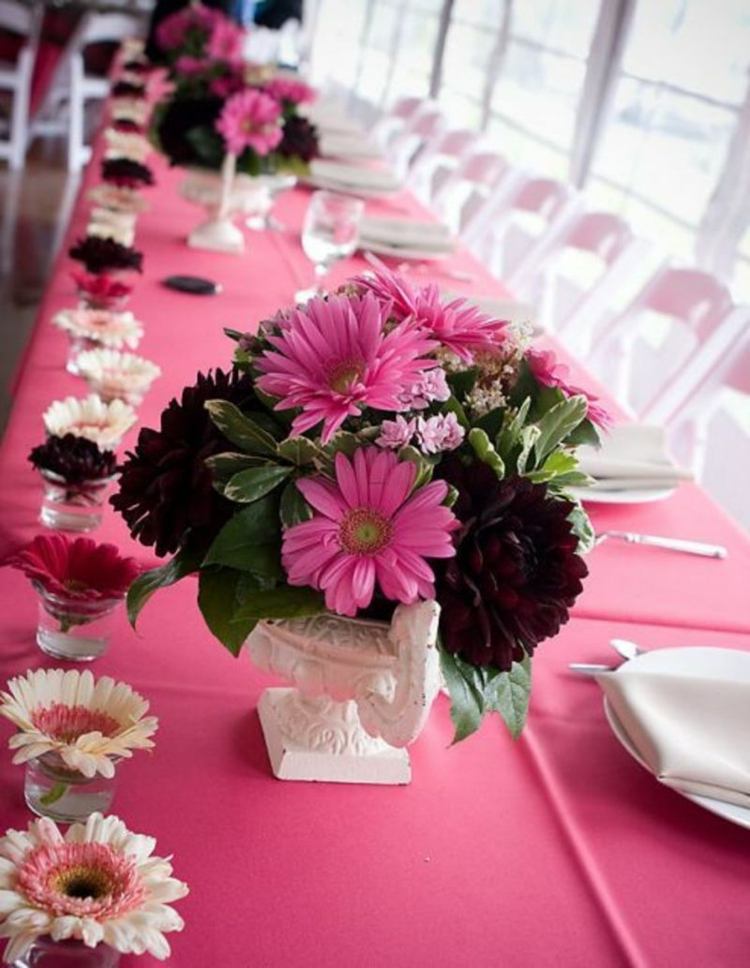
[359,216,455,253]
[578,424,692,490]
[309,160,402,193]
[319,133,382,161]
[301,103,363,136]
[597,648,750,808]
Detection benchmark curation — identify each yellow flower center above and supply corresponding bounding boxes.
[327,358,364,394]
[53,865,114,900]
[340,508,392,555]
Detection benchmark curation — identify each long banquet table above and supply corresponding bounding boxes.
[0,94,749,968]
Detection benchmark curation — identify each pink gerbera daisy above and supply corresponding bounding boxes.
[215,88,283,157]
[263,76,317,106]
[355,269,508,361]
[282,448,458,615]
[6,534,140,602]
[527,348,612,428]
[255,293,438,443]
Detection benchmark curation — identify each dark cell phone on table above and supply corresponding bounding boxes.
[162,275,222,295]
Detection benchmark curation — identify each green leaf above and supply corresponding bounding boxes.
[441,393,470,430]
[232,585,325,622]
[126,547,202,628]
[527,450,578,483]
[280,481,313,526]
[444,484,459,507]
[468,428,505,478]
[399,445,436,488]
[533,395,588,464]
[277,436,323,466]
[325,431,360,457]
[440,649,485,742]
[205,452,268,485]
[567,500,596,554]
[516,425,541,474]
[474,406,505,440]
[495,397,531,458]
[446,366,478,400]
[224,465,291,503]
[202,497,281,578]
[204,400,278,456]
[565,417,601,448]
[484,656,532,739]
[198,568,258,656]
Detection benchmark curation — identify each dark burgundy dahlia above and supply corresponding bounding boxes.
[111,368,255,557]
[435,459,587,671]
[69,236,143,274]
[101,158,154,188]
[113,118,144,134]
[278,115,319,163]
[111,80,146,99]
[29,434,117,485]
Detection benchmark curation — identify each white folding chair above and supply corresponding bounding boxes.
[0,0,39,169]
[407,128,478,206]
[531,212,655,345]
[464,175,582,291]
[587,266,735,418]
[646,309,750,528]
[32,11,143,172]
[431,150,520,236]
[371,95,426,152]
[385,104,445,180]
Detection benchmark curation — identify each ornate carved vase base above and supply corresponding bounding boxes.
[187,217,244,254]
[258,688,411,785]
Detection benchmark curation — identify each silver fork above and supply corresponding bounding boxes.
[594,531,727,559]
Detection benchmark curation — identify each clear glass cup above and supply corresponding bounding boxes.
[24,753,117,823]
[13,937,120,967]
[35,586,121,661]
[295,190,364,303]
[39,470,115,533]
[246,173,297,232]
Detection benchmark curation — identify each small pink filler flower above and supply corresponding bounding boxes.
[216,88,283,156]
[255,293,438,443]
[282,448,458,616]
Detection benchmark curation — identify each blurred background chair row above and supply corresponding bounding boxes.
[370,94,750,527]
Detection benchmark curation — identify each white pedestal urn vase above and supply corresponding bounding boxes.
[183,153,247,254]
[245,600,442,785]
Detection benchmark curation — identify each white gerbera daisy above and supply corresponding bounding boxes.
[88,184,148,214]
[0,812,188,964]
[43,395,137,449]
[0,669,158,779]
[90,206,138,232]
[74,350,161,407]
[86,221,136,248]
[104,129,151,164]
[52,309,143,351]
[111,98,149,125]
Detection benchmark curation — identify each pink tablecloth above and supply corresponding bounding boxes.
[1,101,749,968]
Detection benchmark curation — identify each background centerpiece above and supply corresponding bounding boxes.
[113,270,604,782]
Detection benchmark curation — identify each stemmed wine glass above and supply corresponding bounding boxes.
[245,173,298,232]
[295,190,364,303]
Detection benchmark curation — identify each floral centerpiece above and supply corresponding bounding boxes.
[114,270,605,744]
[0,812,187,964]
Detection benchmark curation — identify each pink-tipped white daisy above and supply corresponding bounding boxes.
[256,293,438,443]
[0,669,158,779]
[355,269,509,361]
[87,184,148,215]
[52,308,143,351]
[43,395,137,449]
[0,812,188,963]
[74,349,161,406]
[282,447,458,615]
[86,220,135,248]
[103,128,151,164]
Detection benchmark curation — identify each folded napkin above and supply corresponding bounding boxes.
[578,424,692,490]
[359,216,455,253]
[301,103,363,136]
[597,647,750,808]
[309,160,402,193]
[319,133,382,161]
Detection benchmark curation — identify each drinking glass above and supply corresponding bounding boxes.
[295,190,363,303]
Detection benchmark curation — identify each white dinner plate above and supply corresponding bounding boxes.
[304,176,400,199]
[360,238,452,261]
[602,645,750,829]
[568,484,676,505]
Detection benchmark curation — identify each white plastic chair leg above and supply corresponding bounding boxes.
[67,53,86,173]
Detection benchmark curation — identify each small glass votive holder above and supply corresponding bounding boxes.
[35,586,121,661]
[13,936,121,967]
[39,470,115,533]
[24,753,117,823]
